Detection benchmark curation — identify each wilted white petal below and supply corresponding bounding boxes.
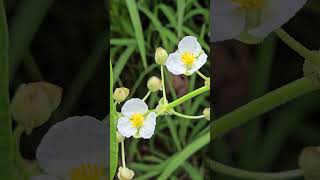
[211,0,246,41]
[121,98,148,117]
[249,0,307,37]
[165,52,187,75]
[186,53,207,75]
[117,117,137,138]
[139,112,156,139]
[36,116,107,178]
[31,175,59,180]
[178,36,202,55]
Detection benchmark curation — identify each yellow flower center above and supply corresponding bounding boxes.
[231,0,264,10]
[70,163,107,180]
[181,52,195,65]
[130,114,144,128]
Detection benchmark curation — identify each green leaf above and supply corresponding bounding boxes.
[110,60,118,179]
[125,0,148,69]
[113,45,136,85]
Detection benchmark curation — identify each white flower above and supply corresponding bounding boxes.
[117,98,157,139]
[165,36,207,75]
[211,0,307,42]
[31,116,108,180]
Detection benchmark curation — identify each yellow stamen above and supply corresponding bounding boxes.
[70,163,107,180]
[181,52,195,65]
[231,0,264,10]
[130,114,144,128]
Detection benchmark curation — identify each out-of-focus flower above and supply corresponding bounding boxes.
[31,116,108,180]
[113,87,130,103]
[155,47,168,65]
[211,0,307,43]
[117,167,135,180]
[166,36,207,75]
[11,82,62,134]
[117,98,157,139]
[299,146,320,180]
[203,108,210,121]
[147,76,162,92]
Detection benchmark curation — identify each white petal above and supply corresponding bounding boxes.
[139,112,157,139]
[31,175,59,180]
[36,116,107,178]
[165,52,187,75]
[211,0,246,42]
[121,98,148,117]
[178,36,202,55]
[249,0,307,37]
[117,117,137,138]
[186,53,207,75]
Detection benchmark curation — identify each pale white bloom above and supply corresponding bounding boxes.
[165,36,207,75]
[31,116,108,180]
[211,0,307,42]
[117,98,157,139]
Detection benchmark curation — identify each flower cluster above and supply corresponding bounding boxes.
[113,36,210,179]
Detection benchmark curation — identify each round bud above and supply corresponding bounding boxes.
[113,87,130,103]
[117,131,124,143]
[117,166,135,180]
[147,76,162,92]
[155,47,168,65]
[203,108,210,121]
[11,82,62,134]
[299,146,320,180]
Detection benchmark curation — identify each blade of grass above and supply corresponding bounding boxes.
[0,1,13,179]
[176,0,186,38]
[113,45,136,85]
[125,0,148,69]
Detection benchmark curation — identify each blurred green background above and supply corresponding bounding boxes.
[212,0,320,179]
[5,0,106,160]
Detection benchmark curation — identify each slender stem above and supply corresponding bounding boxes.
[121,140,126,168]
[142,90,152,101]
[209,159,302,179]
[172,111,205,119]
[212,77,318,139]
[274,28,320,66]
[0,1,13,179]
[196,70,208,80]
[165,86,209,110]
[160,66,167,103]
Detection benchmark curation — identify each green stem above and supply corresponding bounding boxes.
[160,65,167,103]
[142,90,151,101]
[165,86,209,110]
[274,28,320,66]
[212,77,318,138]
[196,70,208,80]
[13,125,31,179]
[171,111,205,119]
[121,140,126,168]
[0,1,13,179]
[209,159,302,179]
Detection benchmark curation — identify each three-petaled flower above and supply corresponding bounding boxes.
[165,36,207,75]
[211,0,307,42]
[117,98,157,139]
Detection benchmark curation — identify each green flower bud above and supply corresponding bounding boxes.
[205,78,210,87]
[11,82,62,134]
[299,146,320,180]
[155,47,168,65]
[147,76,162,92]
[113,87,130,103]
[117,166,135,180]
[117,131,124,143]
[203,108,210,121]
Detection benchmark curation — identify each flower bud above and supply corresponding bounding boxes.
[113,87,130,103]
[299,146,320,180]
[117,166,134,180]
[205,78,210,87]
[147,76,162,92]
[11,82,62,134]
[203,108,210,121]
[155,47,168,65]
[117,131,124,143]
